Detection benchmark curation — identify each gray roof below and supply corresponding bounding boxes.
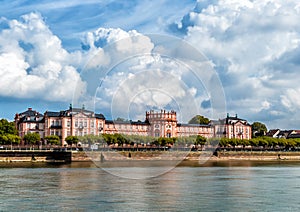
[105,120,149,125]
[17,108,44,123]
[44,108,105,119]
[44,111,60,117]
[177,123,210,127]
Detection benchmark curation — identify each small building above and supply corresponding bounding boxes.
[14,108,44,143]
[43,105,105,144]
[266,129,280,138]
[287,130,300,139]
[211,114,252,139]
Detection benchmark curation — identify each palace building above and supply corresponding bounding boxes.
[15,106,252,145]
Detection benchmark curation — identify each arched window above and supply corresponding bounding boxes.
[166,129,171,138]
[154,129,160,137]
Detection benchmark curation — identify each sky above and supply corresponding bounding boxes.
[0,0,300,130]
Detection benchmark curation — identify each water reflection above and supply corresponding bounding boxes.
[1,162,300,211]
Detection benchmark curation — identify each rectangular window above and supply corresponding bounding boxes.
[67,121,70,127]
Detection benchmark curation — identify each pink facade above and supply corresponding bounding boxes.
[212,114,252,140]
[15,107,252,146]
[43,107,105,144]
[146,110,177,138]
[14,108,44,144]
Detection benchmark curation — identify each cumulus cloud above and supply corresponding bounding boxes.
[1,12,213,122]
[0,12,85,101]
[79,30,214,122]
[71,26,225,122]
[171,0,300,128]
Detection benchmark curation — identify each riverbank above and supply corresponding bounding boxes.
[1,150,300,163]
[72,151,300,162]
[0,150,71,163]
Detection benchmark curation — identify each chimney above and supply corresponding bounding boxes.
[235,114,238,118]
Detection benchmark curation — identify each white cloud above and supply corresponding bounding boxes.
[0,9,223,123]
[0,12,86,101]
[171,0,300,128]
[281,89,300,111]
[77,28,218,122]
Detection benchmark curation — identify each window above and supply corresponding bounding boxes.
[67,121,70,127]
[91,121,94,128]
[154,129,160,137]
[84,121,87,127]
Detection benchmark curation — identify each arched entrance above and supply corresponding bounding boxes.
[154,129,160,137]
[166,129,171,138]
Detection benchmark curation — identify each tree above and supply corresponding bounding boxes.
[0,119,17,135]
[23,133,40,145]
[0,135,8,145]
[249,138,259,147]
[65,136,79,146]
[45,135,60,145]
[188,115,210,125]
[195,135,207,150]
[6,134,21,145]
[251,122,267,137]
[220,138,229,147]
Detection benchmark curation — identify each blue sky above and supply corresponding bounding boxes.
[1,0,300,130]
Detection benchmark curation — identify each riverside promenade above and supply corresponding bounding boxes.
[2,148,300,163]
[0,149,71,163]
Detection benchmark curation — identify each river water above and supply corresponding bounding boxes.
[1,161,300,211]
